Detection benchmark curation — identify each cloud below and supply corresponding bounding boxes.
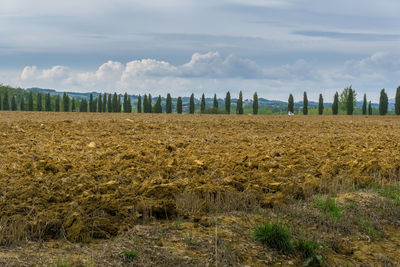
[21,65,69,82]
[293,30,400,42]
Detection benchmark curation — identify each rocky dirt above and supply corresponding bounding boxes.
[0,112,400,266]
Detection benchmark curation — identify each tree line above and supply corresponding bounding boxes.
[0,86,399,115]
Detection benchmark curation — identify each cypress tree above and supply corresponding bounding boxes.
[213,94,218,113]
[3,93,8,110]
[379,89,388,115]
[288,94,294,113]
[201,93,206,114]
[189,93,195,114]
[107,94,112,113]
[332,92,339,115]
[236,91,243,114]
[154,95,162,113]
[98,95,102,112]
[143,94,148,113]
[20,96,25,111]
[347,89,354,115]
[177,97,182,114]
[72,98,76,112]
[123,93,128,113]
[303,92,308,115]
[93,98,98,112]
[37,93,42,111]
[368,101,372,115]
[318,94,324,115]
[45,93,51,111]
[102,93,107,112]
[63,92,70,112]
[11,95,17,111]
[253,92,258,115]
[80,99,88,112]
[166,93,172,113]
[89,93,94,112]
[55,95,60,112]
[137,95,142,113]
[118,95,122,113]
[395,86,400,115]
[148,94,152,113]
[128,96,132,113]
[362,93,367,115]
[225,91,231,114]
[28,91,34,111]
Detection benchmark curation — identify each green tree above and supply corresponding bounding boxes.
[201,93,206,114]
[332,92,339,115]
[37,92,42,111]
[72,98,76,112]
[340,86,356,112]
[107,93,112,113]
[225,91,231,114]
[123,93,129,113]
[143,94,148,113]
[177,97,182,114]
[347,89,354,115]
[236,91,243,114]
[288,94,294,113]
[166,93,172,113]
[63,92,70,112]
[89,93,94,112]
[112,93,118,113]
[55,95,60,112]
[20,96,25,111]
[118,95,122,112]
[154,95,162,113]
[253,92,258,115]
[11,95,17,111]
[303,92,308,115]
[189,93,195,114]
[3,93,9,110]
[137,95,142,113]
[213,94,218,113]
[379,88,388,115]
[148,94,152,113]
[28,91,34,111]
[362,93,367,115]
[45,93,51,111]
[318,94,324,115]
[368,101,372,115]
[80,99,88,112]
[98,95,103,112]
[102,93,107,112]
[395,86,400,115]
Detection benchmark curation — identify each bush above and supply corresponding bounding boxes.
[252,221,294,253]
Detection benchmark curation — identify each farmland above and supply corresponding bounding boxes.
[0,112,400,266]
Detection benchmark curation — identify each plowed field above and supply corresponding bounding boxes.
[1,112,400,265]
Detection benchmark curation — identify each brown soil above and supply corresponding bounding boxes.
[0,112,400,266]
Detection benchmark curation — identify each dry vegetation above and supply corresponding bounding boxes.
[0,112,400,266]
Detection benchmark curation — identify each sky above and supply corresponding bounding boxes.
[0,0,399,101]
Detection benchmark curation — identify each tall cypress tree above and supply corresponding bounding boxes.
[98,95,102,112]
[166,93,172,113]
[123,93,128,113]
[107,94,112,113]
[201,93,206,114]
[128,96,132,113]
[347,89,354,115]
[303,92,308,115]
[318,94,324,115]
[362,93,367,115]
[20,96,25,111]
[80,99,88,112]
[236,91,243,114]
[379,88,388,115]
[118,95,122,113]
[11,95,17,111]
[37,92,42,111]
[72,98,76,112]
[55,95,60,112]
[93,98,98,112]
[395,86,400,115]
[368,101,372,115]
[332,92,339,115]
[45,93,51,111]
[253,92,258,115]
[177,97,182,114]
[137,95,142,113]
[143,94,148,113]
[213,94,218,113]
[189,93,195,114]
[3,93,9,110]
[63,92,70,112]
[148,94,152,113]
[225,91,231,114]
[288,94,294,113]
[103,93,107,112]
[112,93,118,112]
[28,91,34,111]
[154,95,162,113]
[89,93,94,112]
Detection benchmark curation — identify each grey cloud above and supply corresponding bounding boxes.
[293,31,400,42]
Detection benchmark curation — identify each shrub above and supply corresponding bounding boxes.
[252,221,294,253]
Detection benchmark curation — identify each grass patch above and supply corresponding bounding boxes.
[121,250,137,261]
[316,196,343,221]
[376,185,400,206]
[295,238,323,266]
[252,221,294,253]
[359,217,382,238]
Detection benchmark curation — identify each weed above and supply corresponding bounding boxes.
[174,216,182,230]
[316,196,342,221]
[359,217,382,238]
[296,238,323,266]
[122,250,138,261]
[210,217,218,226]
[252,221,294,253]
[376,185,400,206]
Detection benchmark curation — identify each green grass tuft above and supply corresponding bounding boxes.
[252,221,294,253]
[122,250,137,261]
[316,196,343,220]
